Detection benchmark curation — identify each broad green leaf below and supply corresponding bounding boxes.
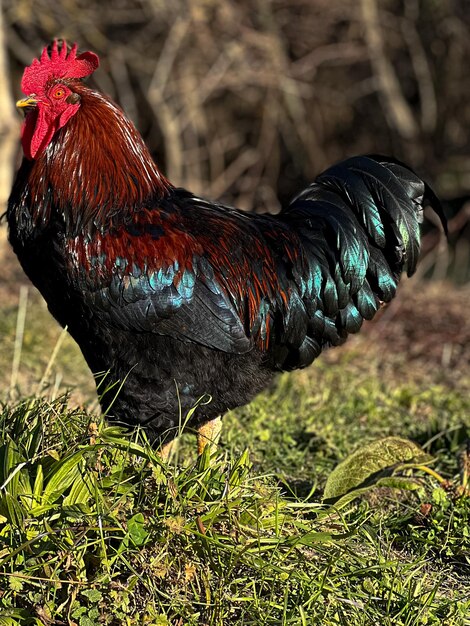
[32,463,44,505]
[61,504,93,517]
[374,476,423,492]
[78,617,96,626]
[1,441,31,497]
[8,573,23,592]
[98,433,162,466]
[0,493,26,527]
[81,588,103,603]
[127,512,149,546]
[0,610,29,626]
[63,471,96,508]
[323,436,431,501]
[28,504,60,517]
[42,450,88,504]
[329,476,423,511]
[228,449,251,487]
[295,531,335,545]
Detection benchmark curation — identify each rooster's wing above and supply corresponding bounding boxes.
[67,156,445,370]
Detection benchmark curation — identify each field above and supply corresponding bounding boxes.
[0,232,469,625]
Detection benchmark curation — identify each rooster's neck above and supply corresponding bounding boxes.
[24,86,171,233]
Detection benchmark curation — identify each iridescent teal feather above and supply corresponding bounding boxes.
[276,155,446,368]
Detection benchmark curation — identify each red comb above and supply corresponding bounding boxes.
[21,40,99,95]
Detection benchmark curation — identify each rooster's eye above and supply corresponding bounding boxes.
[53,88,65,99]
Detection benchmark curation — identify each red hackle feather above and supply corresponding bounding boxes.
[24,84,171,230]
[67,209,203,282]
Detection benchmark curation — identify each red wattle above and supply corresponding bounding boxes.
[21,103,80,160]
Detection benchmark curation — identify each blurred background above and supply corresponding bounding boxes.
[0,0,469,217]
[0,0,468,396]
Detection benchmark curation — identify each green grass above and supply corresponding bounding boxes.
[0,284,469,625]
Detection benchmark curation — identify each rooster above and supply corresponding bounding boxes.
[8,41,446,458]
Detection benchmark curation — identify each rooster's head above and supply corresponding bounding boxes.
[17,40,99,160]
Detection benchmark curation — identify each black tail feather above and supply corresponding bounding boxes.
[275,154,446,370]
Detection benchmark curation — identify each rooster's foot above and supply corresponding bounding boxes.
[159,437,178,462]
[197,416,222,456]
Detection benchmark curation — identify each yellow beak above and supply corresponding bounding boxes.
[16,96,38,109]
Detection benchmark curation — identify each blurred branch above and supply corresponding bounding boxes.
[209,147,259,199]
[146,16,191,184]
[291,42,367,78]
[109,49,139,123]
[0,0,19,212]
[361,0,419,140]
[148,15,190,96]
[2,0,470,220]
[402,0,437,133]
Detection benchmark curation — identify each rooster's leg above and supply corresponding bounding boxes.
[159,438,178,462]
[197,417,222,456]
